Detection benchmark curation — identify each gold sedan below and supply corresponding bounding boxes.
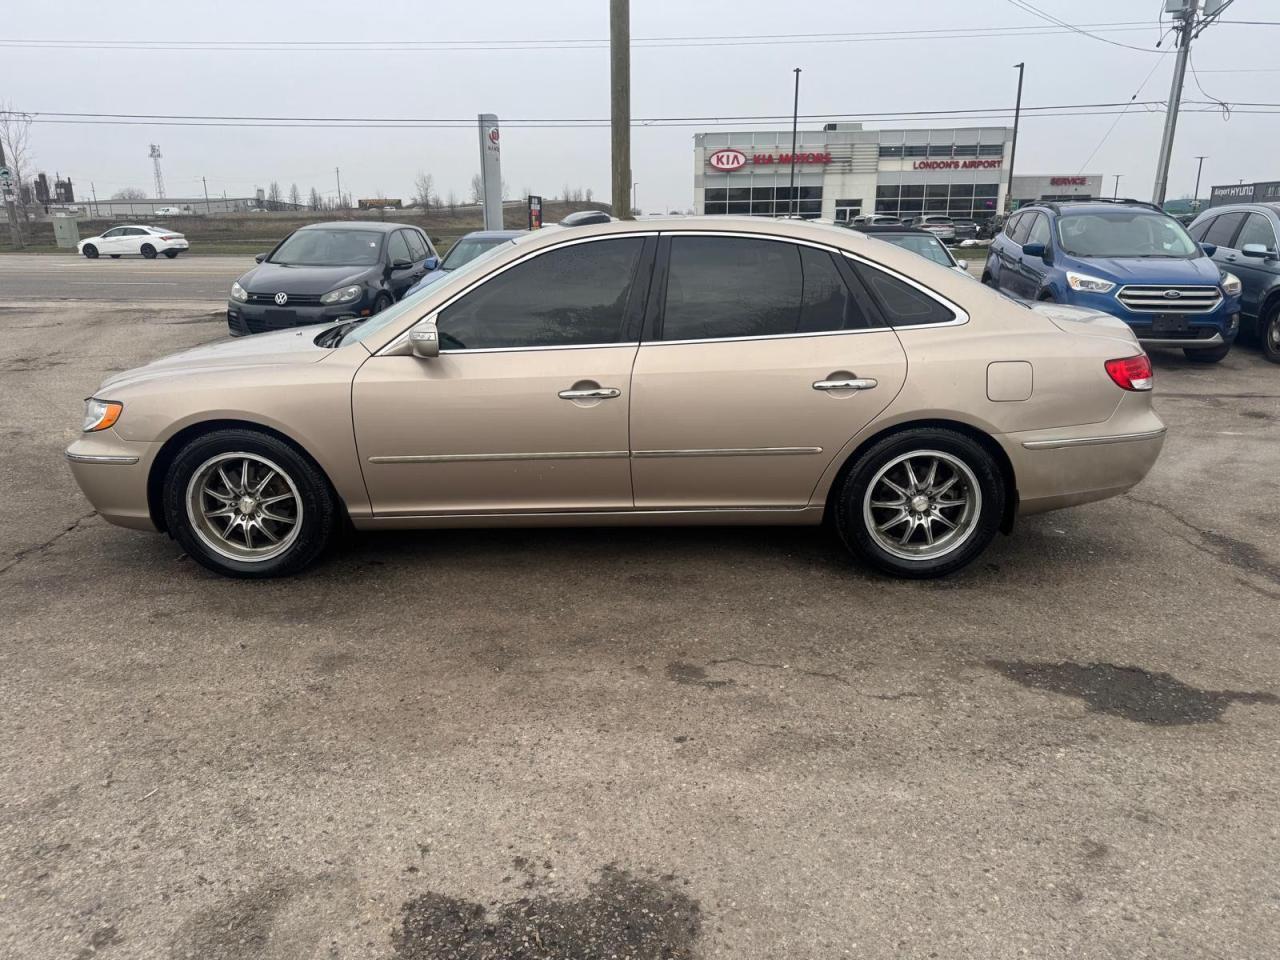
[67,217,1164,579]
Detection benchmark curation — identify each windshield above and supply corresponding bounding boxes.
[442,236,508,270]
[343,240,514,346]
[878,234,954,267]
[269,229,383,266]
[1056,212,1199,258]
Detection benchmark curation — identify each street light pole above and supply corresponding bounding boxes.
[202,175,210,214]
[1005,62,1025,214]
[1113,175,1122,199]
[788,67,801,217]
[632,181,638,215]
[1192,155,1207,211]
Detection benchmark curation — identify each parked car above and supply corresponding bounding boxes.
[68,217,1165,580]
[978,216,1006,240]
[77,225,189,260]
[1187,202,1280,363]
[851,224,974,278]
[952,219,979,242]
[405,229,524,297]
[154,206,184,217]
[901,215,957,243]
[984,199,1241,363]
[849,214,901,227]
[227,221,439,336]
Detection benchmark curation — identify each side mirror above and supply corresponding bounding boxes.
[424,256,440,270]
[392,258,413,270]
[1200,242,1218,257]
[1022,242,1049,262]
[1241,243,1274,259]
[409,320,440,359]
[254,252,268,263]
[956,259,969,270]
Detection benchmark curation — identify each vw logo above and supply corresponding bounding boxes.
[274,292,288,306]
[1163,290,1182,299]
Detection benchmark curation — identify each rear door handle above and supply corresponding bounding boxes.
[813,378,877,391]
[558,387,621,400]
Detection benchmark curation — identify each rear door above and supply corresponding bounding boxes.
[628,233,907,509]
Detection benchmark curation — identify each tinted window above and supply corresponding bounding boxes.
[437,237,644,350]
[404,230,428,260]
[1236,213,1278,251]
[388,230,413,262]
[1189,217,1216,242]
[1203,212,1246,248]
[662,236,802,340]
[798,246,871,332]
[853,263,956,328]
[1025,213,1050,247]
[1010,213,1034,245]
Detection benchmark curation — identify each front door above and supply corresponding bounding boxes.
[353,235,653,517]
[629,234,907,509]
[1228,212,1279,320]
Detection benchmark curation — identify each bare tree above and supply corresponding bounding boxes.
[111,187,147,200]
[561,183,572,202]
[469,174,483,204]
[267,181,282,210]
[308,187,322,211]
[501,179,510,201]
[446,190,459,215]
[585,187,593,202]
[0,103,36,220]
[413,171,435,208]
[289,183,301,207]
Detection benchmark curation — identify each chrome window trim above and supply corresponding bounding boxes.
[1021,428,1166,450]
[377,232,660,355]
[369,450,628,465]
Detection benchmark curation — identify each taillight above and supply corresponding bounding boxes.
[1105,354,1154,391]
[160,235,179,240]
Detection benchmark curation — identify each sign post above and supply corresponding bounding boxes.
[477,114,503,230]
[527,195,543,230]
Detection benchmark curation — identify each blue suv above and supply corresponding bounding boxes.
[984,199,1242,363]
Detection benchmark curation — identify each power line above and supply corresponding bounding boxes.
[1002,0,1167,52]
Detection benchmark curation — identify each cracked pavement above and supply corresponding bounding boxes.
[1,299,1279,959]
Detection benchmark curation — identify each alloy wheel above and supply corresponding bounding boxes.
[185,452,303,562]
[862,450,981,561]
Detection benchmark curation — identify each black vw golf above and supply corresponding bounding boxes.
[227,221,438,336]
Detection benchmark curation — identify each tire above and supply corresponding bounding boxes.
[1260,302,1280,364]
[163,428,338,579]
[163,249,179,259]
[372,292,393,313]
[140,243,157,259]
[82,244,98,259]
[1184,342,1231,363]
[834,427,1006,579]
[110,254,121,259]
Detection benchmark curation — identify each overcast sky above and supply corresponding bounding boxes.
[4,0,1275,211]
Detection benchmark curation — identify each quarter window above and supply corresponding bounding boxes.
[1203,212,1246,248]
[798,247,873,332]
[851,263,957,328]
[436,238,644,350]
[1236,213,1278,251]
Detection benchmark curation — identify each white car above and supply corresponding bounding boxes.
[153,206,184,216]
[77,225,190,260]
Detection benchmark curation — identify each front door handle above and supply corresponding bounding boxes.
[813,378,877,391]
[558,387,621,400]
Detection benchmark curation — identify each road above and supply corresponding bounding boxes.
[0,253,248,302]
[2,298,1279,960]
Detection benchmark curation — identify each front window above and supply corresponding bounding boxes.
[1055,211,1200,259]
[441,236,511,270]
[875,234,955,268]
[269,229,383,266]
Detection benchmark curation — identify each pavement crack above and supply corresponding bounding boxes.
[708,656,850,686]
[0,511,98,576]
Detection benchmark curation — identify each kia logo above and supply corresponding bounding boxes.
[488,127,500,144]
[708,149,748,172]
[274,292,288,306]
[1163,290,1182,299]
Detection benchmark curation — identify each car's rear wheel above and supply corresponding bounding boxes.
[835,428,1005,578]
[82,244,98,259]
[1184,343,1231,363]
[110,254,120,259]
[140,243,157,259]
[163,249,179,259]
[1260,302,1280,364]
[163,429,337,579]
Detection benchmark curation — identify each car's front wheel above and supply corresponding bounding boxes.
[163,429,337,578]
[835,428,1005,578]
[1260,303,1280,364]
[82,244,98,259]
[1184,343,1231,363]
[372,292,393,313]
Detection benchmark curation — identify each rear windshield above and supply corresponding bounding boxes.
[877,234,954,267]
[1056,212,1199,259]
[270,229,383,266]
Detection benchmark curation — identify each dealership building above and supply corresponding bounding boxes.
[693,123,1101,222]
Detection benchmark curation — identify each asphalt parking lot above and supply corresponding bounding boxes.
[2,277,1279,958]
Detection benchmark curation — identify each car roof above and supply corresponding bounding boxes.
[296,220,418,233]
[852,225,939,237]
[460,230,526,240]
[1193,202,1280,218]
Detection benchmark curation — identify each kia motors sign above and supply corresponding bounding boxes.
[708,149,747,172]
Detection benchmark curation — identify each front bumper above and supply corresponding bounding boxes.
[227,297,369,336]
[65,433,158,531]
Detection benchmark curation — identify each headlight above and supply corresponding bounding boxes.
[230,281,249,302]
[82,398,123,433]
[321,284,363,305]
[1066,271,1116,294]
[1221,271,1242,298]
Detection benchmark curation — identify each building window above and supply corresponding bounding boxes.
[904,145,928,158]
[878,145,904,158]
[953,144,978,157]
[706,188,727,203]
[834,198,863,222]
[926,144,953,159]
[978,144,1004,157]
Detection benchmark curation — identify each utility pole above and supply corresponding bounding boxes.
[609,0,632,220]
[632,181,638,215]
[1152,0,1209,206]
[1113,175,1122,199]
[1005,62,1025,215]
[0,133,24,247]
[335,167,343,210]
[1192,155,1208,211]
[91,181,99,218]
[202,175,210,213]
[788,67,801,217]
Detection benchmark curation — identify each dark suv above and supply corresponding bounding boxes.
[227,221,438,336]
[1187,203,1280,363]
[984,199,1241,363]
